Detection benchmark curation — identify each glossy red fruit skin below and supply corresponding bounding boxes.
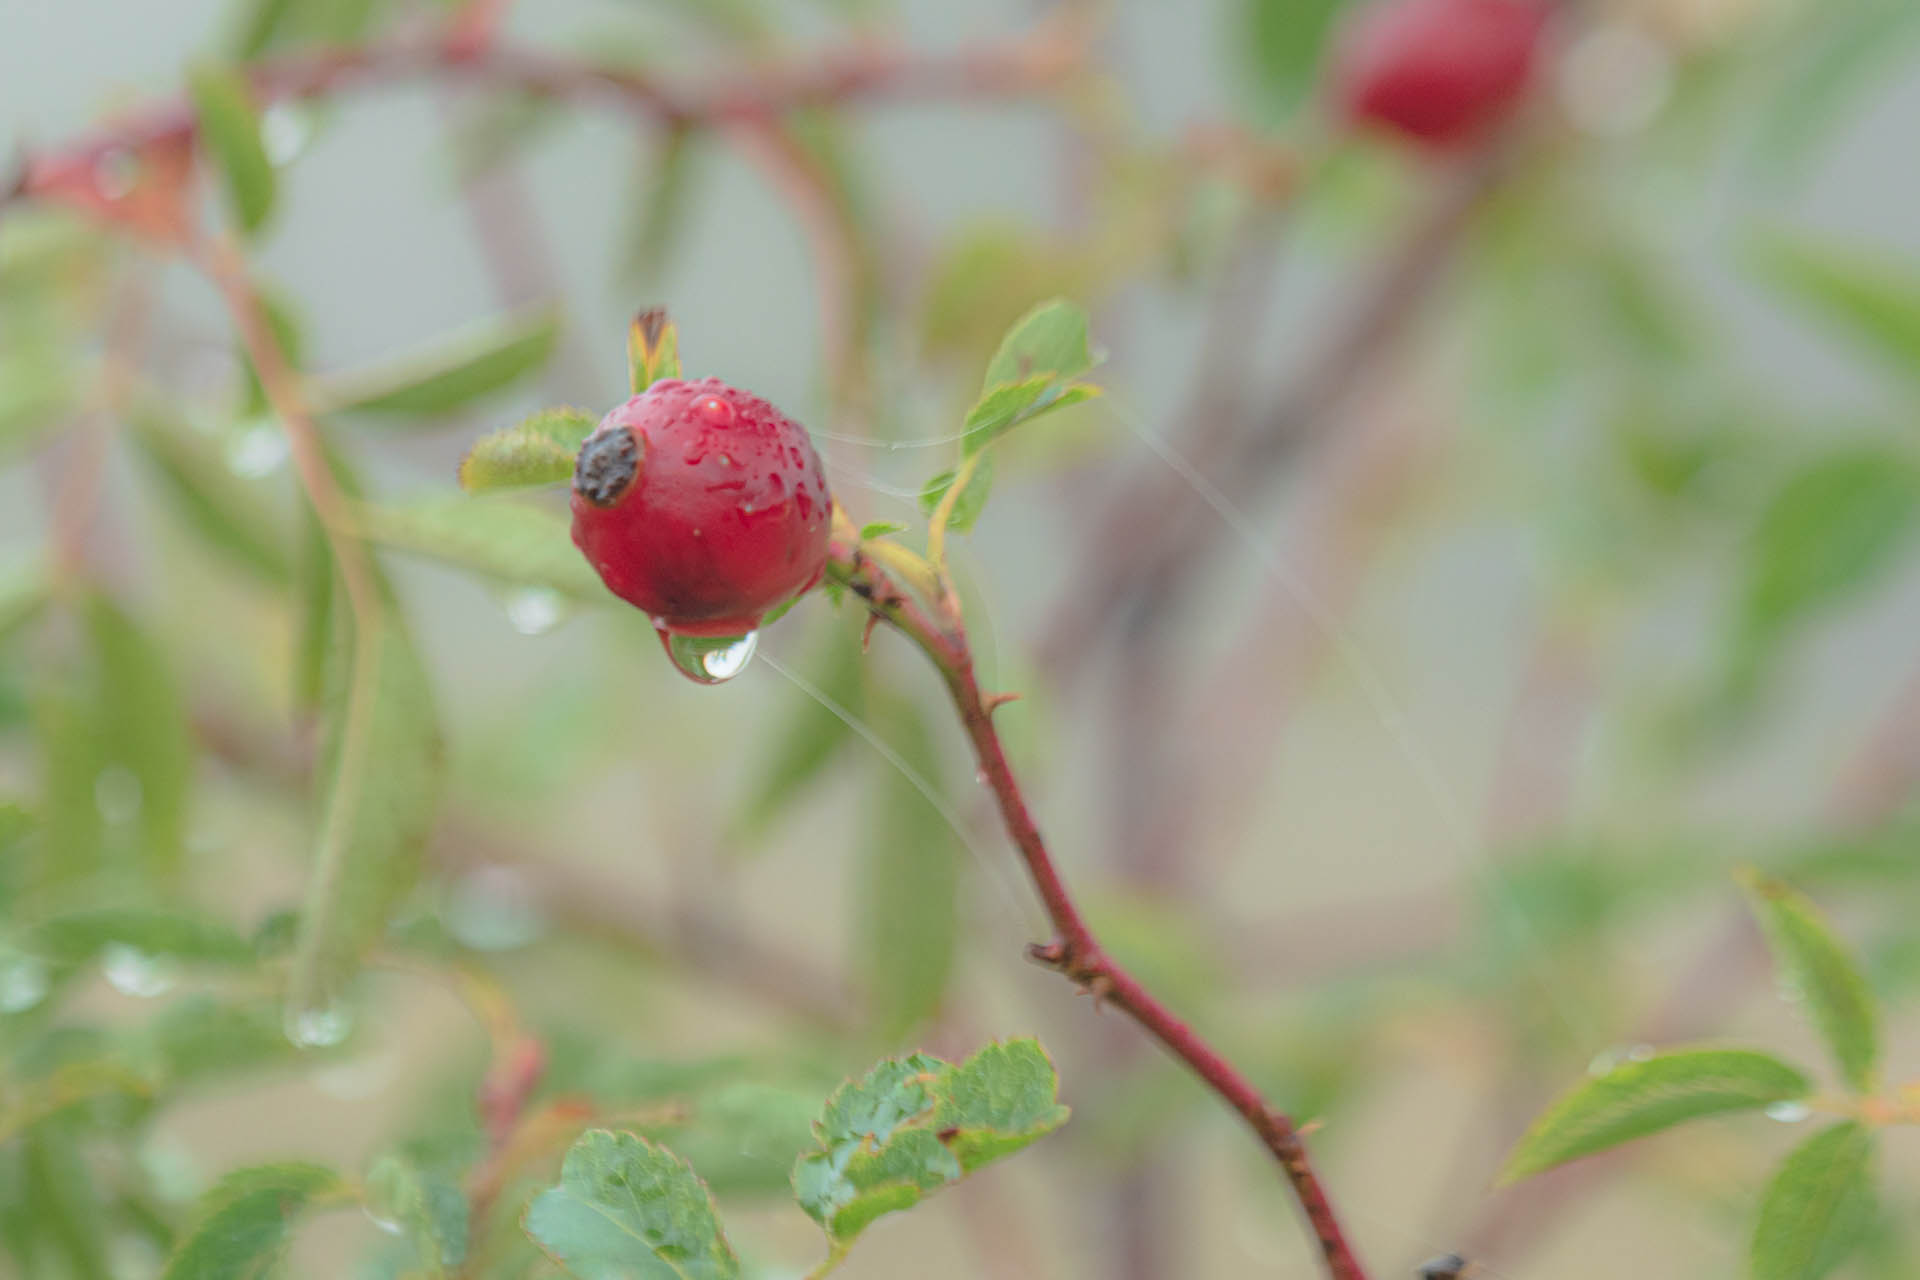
[1333,0,1547,149]
[570,377,832,637]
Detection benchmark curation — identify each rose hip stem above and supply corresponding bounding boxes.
[825,538,1370,1280]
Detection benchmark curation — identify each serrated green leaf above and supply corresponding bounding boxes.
[187,63,277,235]
[128,408,292,583]
[981,298,1095,391]
[792,1040,1067,1245]
[288,603,442,1017]
[320,308,560,417]
[28,906,253,968]
[859,698,958,1038]
[1752,1121,1875,1280]
[161,1163,347,1280]
[1742,872,1881,1093]
[366,1154,468,1273]
[735,628,864,843]
[1749,232,1920,387]
[1741,450,1919,659]
[354,496,604,598]
[1500,1048,1811,1182]
[961,378,1100,456]
[962,298,1101,456]
[525,1130,739,1280]
[458,407,596,493]
[919,451,994,534]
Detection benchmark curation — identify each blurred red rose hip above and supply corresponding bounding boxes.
[570,377,831,641]
[1332,0,1549,149]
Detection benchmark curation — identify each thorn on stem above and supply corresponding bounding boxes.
[861,612,880,652]
[983,690,1023,714]
[1026,939,1067,968]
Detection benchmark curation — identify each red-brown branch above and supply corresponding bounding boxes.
[5,19,1088,206]
[827,539,1370,1280]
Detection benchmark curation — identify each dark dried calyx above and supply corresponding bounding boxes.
[574,426,641,507]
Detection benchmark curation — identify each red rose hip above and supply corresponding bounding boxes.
[570,377,831,645]
[1332,0,1548,149]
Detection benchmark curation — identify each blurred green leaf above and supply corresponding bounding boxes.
[22,1129,113,1280]
[129,408,292,583]
[1748,0,1920,185]
[1751,1121,1875,1280]
[1741,871,1880,1093]
[653,1082,820,1197]
[919,451,994,535]
[622,125,698,285]
[736,627,864,842]
[458,407,596,493]
[84,596,194,882]
[1500,1048,1811,1182]
[792,1040,1067,1245]
[858,521,906,541]
[355,496,603,598]
[525,1130,738,1279]
[1237,0,1348,120]
[144,996,298,1085]
[289,604,441,1017]
[859,698,959,1038]
[365,1154,468,1273]
[1749,232,1920,387]
[319,308,560,417]
[187,63,277,236]
[294,506,334,716]
[28,906,252,968]
[0,565,48,646]
[1740,450,1919,659]
[228,0,381,55]
[161,1163,347,1280]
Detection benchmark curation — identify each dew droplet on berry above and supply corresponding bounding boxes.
[658,628,759,685]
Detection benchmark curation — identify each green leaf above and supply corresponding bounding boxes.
[319,308,561,417]
[0,564,47,646]
[964,298,1101,455]
[1751,1121,1875,1280]
[1236,0,1348,120]
[981,298,1096,391]
[128,408,291,583]
[28,906,253,968]
[1741,871,1881,1093]
[621,127,699,285]
[859,698,959,1038]
[458,407,596,493]
[83,596,194,882]
[354,496,605,598]
[628,308,681,394]
[919,451,994,535]
[288,604,442,1018]
[1749,231,1920,387]
[792,1039,1068,1245]
[1747,0,1920,185]
[162,1163,347,1280]
[961,378,1101,456]
[1499,1048,1812,1183]
[365,1154,468,1273]
[525,1130,739,1280]
[1741,450,1919,654]
[187,62,277,235]
[858,521,906,541]
[145,996,298,1085]
[293,506,333,715]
